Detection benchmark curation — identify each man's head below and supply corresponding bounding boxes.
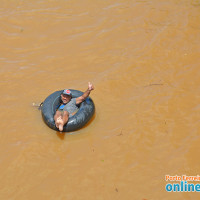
[61,89,72,104]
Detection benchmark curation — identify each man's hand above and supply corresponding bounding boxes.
[88,82,94,91]
[76,82,94,105]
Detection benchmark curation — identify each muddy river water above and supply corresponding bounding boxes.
[0,0,200,199]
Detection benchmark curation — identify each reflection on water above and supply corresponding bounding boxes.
[0,0,200,199]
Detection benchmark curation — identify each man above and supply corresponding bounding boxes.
[54,82,94,132]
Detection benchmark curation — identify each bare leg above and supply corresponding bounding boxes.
[58,111,69,132]
[54,111,62,128]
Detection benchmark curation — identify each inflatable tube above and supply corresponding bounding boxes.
[41,89,95,132]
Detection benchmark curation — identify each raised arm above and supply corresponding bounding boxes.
[76,82,94,104]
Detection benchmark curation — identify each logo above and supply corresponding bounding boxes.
[65,90,70,94]
[165,175,200,192]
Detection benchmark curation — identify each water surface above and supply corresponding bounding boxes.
[0,0,200,199]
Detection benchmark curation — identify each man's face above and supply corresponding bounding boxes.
[61,94,71,104]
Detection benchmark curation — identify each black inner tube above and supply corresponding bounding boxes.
[41,89,95,132]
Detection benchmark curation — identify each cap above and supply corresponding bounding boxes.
[62,89,72,96]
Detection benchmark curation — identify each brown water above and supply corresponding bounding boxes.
[0,0,200,199]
